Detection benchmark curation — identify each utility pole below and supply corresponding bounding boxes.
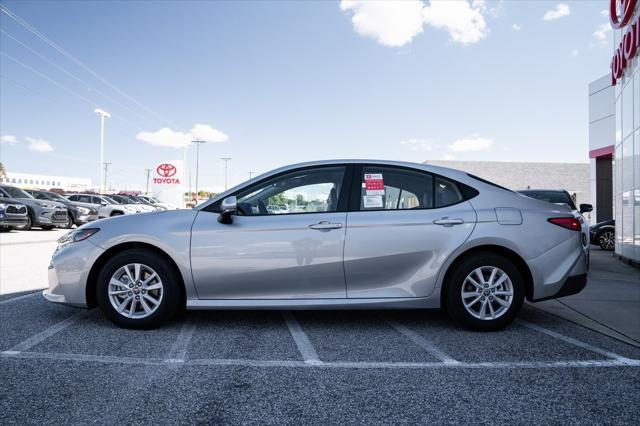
[103,162,112,194]
[248,171,255,180]
[191,140,207,202]
[94,108,111,193]
[145,168,152,194]
[221,157,232,191]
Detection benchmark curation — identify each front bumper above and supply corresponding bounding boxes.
[45,239,105,307]
[35,208,68,227]
[0,215,28,227]
[74,213,99,225]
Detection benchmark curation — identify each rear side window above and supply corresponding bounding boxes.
[434,176,464,207]
[359,166,433,211]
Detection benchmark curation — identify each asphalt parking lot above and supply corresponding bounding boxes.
[1,229,640,424]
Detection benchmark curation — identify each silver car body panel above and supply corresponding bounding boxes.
[45,159,588,309]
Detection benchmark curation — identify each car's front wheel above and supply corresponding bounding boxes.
[445,252,524,331]
[96,249,181,329]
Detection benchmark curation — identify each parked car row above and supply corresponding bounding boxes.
[0,184,175,232]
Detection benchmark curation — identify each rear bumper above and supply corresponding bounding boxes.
[531,273,587,302]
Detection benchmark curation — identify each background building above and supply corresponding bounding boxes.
[588,3,640,265]
[0,171,92,192]
[423,159,591,219]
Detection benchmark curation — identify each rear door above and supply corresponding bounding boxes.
[344,165,477,298]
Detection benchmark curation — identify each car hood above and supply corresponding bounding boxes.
[12,197,66,209]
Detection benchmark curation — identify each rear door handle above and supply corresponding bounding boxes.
[309,221,343,231]
[433,218,464,226]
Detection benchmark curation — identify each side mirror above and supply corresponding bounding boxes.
[579,203,593,214]
[218,196,237,224]
[100,202,107,206]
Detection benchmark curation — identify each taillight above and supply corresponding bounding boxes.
[548,217,581,231]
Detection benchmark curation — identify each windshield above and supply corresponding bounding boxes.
[102,196,118,205]
[519,190,576,210]
[45,192,67,202]
[2,186,34,199]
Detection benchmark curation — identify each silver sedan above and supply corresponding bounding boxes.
[44,160,589,330]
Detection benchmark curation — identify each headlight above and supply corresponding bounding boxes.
[77,206,90,214]
[0,203,7,210]
[37,201,49,208]
[57,228,100,247]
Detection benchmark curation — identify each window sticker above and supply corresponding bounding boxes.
[364,173,385,195]
[363,195,383,208]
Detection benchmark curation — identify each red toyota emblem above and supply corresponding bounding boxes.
[611,0,637,29]
[157,163,177,178]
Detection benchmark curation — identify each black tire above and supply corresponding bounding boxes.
[110,211,124,217]
[41,225,55,230]
[598,230,615,251]
[445,252,524,331]
[0,226,12,232]
[96,248,181,329]
[23,211,33,230]
[63,212,74,229]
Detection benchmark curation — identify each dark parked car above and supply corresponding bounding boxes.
[589,219,615,251]
[24,189,99,228]
[0,185,68,230]
[0,197,29,231]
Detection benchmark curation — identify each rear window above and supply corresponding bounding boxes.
[519,190,576,210]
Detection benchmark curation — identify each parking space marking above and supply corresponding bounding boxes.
[0,291,39,306]
[1,309,92,354]
[2,350,639,369]
[165,319,197,364]
[282,311,323,365]
[519,320,636,363]
[383,317,460,365]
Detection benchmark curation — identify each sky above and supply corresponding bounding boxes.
[0,0,617,192]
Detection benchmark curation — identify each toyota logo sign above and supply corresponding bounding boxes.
[610,0,639,85]
[611,0,637,29]
[154,163,181,185]
[157,163,177,178]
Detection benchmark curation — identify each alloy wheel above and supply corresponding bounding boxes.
[108,263,163,319]
[460,266,513,321]
[599,231,615,250]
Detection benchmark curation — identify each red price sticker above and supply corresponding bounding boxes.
[364,173,384,195]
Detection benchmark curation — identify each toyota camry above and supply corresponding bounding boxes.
[44,160,589,331]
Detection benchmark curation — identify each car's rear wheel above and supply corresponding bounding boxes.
[96,249,181,329]
[598,230,615,251]
[445,252,524,331]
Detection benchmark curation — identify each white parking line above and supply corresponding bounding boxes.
[1,310,91,354]
[519,320,634,362]
[2,350,639,369]
[282,311,323,365]
[384,317,460,365]
[165,320,197,364]
[0,292,39,306]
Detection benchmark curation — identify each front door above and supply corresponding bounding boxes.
[344,165,477,298]
[191,165,350,299]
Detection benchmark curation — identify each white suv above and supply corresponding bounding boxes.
[66,194,134,218]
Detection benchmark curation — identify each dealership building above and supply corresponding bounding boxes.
[588,1,640,264]
[0,171,92,192]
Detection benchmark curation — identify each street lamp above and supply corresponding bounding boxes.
[221,157,232,191]
[94,108,111,193]
[191,140,207,202]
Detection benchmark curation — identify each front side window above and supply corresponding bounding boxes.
[359,166,433,211]
[232,166,346,215]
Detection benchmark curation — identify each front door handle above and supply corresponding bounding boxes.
[309,221,343,231]
[433,218,464,226]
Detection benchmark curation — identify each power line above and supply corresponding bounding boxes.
[1,28,167,129]
[0,4,179,129]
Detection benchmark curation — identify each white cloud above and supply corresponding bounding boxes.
[136,124,228,149]
[340,0,426,47]
[600,9,608,17]
[400,138,440,151]
[190,124,229,143]
[512,24,521,31]
[340,0,489,47]
[0,135,17,145]
[543,4,570,21]
[423,0,488,44]
[449,134,493,152]
[25,137,54,152]
[593,23,612,42]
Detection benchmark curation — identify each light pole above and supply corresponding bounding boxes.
[103,162,112,193]
[94,108,111,193]
[191,140,207,202]
[145,168,152,194]
[221,157,232,191]
[248,171,255,180]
